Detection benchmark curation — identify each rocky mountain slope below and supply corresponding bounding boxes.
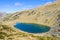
[4,0,60,27]
[0,0,60,40]
[0,12,8,23]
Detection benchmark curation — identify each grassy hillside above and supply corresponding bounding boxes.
[0,0,60,40]
[0,23,58,40]
[3,1,60,27]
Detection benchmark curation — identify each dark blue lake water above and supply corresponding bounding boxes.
[14,22,50,33]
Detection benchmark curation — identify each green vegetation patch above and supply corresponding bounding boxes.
[0,32,7,39]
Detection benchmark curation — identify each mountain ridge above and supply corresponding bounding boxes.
[3,1,60,27]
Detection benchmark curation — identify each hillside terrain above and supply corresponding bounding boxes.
[3,0,60,27]
[0,23,58,40]
[0,12,8,22]
[0,0,60,40]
